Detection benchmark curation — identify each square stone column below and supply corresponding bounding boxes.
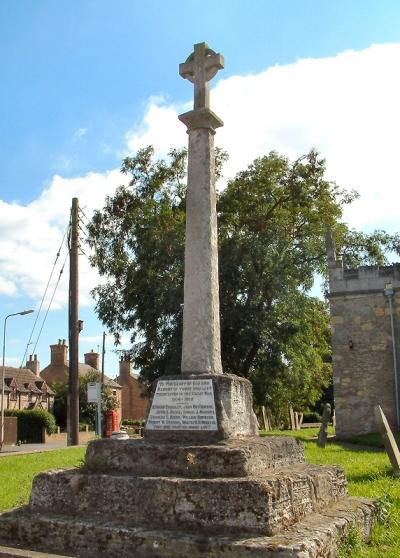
[179,109,223,375]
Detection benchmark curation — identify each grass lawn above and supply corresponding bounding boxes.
[263,429,400,557]
[0,435,398,557]
[0,447,85,512]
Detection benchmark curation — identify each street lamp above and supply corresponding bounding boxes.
[1,309,34,450]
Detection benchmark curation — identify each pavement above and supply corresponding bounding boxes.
[0,441,87,457]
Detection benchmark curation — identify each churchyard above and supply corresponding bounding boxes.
[0,433,399,558]
[1,40,398,557]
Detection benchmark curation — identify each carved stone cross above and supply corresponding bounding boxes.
[179,42,224,110]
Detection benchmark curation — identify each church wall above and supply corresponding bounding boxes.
[328,262,400,437]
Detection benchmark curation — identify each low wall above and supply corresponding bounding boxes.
[0,417,17,445]
[42,427,96,444]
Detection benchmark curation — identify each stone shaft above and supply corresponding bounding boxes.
[179,42,224,375]
[180,118,223,374]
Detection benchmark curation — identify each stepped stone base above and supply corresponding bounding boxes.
[0,436,377,557]
[0,547,73,558]
[0,497,375,558]
[28,464,347,535]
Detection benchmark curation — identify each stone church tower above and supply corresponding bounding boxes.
[327,232,400,437]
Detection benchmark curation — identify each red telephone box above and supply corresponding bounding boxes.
[105,410,118,437]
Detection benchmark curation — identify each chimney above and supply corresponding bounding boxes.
[84,349,100,370]
[119,355,132,380]
[26,354,40,377]
[50,339,68,366]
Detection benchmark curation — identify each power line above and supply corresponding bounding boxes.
[78,207,91,226]
[21,222,70,367]
[31,251,69,356]
[78,223,89,238]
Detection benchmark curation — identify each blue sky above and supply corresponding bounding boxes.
[1,1,400,376]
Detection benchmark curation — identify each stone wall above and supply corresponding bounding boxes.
[328,257,400,438]
[42,427,96,444]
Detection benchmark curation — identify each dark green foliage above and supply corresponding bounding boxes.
[87,146,400,414]
[53,370,118,430]
[5,409,57,443]
[121,418,145,426]
[302,411,323,423]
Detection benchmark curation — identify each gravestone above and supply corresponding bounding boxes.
[317,403,332,448]
[0,42,377,558]
[374,404,400,477]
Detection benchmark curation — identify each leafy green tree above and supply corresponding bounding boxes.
[53,371,118,430]
[87,146,399,413]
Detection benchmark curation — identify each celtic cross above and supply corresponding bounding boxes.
[179,42,224,110]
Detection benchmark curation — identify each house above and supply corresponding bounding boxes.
[2,354,55,412]
[116,355,150,422]
[40,339,122,423]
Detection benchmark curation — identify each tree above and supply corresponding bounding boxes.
[53,371,118,430]
[87,146,399,412]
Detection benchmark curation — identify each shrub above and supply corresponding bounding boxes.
[5,409,57,443]
[52,373,118,431]
[121,419,145,426]
[302,411,322,423]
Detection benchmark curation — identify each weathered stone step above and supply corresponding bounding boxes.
[84,436,305,478]
[0,546,73,558]
[0,497,376,557]
[29,464,346,535]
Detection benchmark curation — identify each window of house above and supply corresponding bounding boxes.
[10,387,17,401]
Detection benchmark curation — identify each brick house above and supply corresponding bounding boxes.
[116,356,150,422]
[40,340,122,423]
[2,355,55,412]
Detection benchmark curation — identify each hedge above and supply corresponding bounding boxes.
[121,419,145,426]
[4,409,57,443]
[302,411,322,423]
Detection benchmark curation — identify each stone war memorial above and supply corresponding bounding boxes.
[0,43,376,558]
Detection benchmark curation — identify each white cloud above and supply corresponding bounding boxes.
[5,356,21,366]
[0,276,17,296]
[0,169,126,308]
[125,99,188,157]
[1,43,400,313]
[126,43,400,232]
[72,127,87,141]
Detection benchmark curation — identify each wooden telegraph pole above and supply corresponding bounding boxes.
[68,197,80,446]
[100,331,106,437]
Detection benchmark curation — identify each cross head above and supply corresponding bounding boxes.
[179,42,224,110]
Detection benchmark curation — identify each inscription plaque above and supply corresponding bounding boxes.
[146,379,217,431]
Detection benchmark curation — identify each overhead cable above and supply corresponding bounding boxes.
[20,222,70,366]
[31,251,69,356]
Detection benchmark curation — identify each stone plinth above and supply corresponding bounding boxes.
[28,464,347,536]
[144,374,259,443]
[85,436,305,477]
